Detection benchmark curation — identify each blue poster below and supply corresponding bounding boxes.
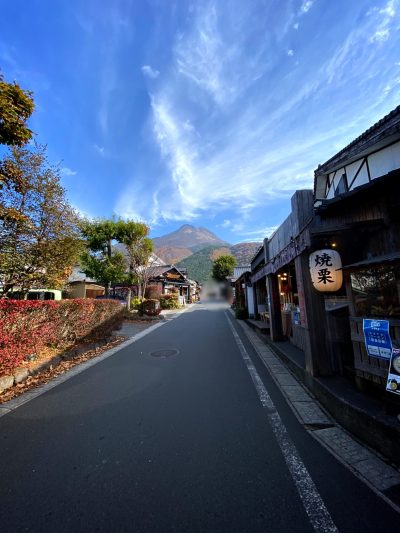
[386,347,400,396]
[362,319,392,360]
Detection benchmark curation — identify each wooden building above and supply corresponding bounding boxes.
[146,265,191,301]
[65,267,105,299]
[313,105,400,388]
[231,266,253,316]
[250,190,316,367]
[248,105,400,392]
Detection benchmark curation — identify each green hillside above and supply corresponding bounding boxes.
[177,242,261,283]
[177,246,222,283]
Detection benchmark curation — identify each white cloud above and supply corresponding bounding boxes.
[142,65,160,79]
[371,29,390,42]
[293,23,299,30]
[174,3,272,106]
[370,0,397,43]
[94,143,105,156]
[182,120,195,132]
[380,0,396,17]
[116,93,319,224]
[287,49,294,56]
[236,226,278,242]
[61,167,77,176]
[72,204,94,220]
[221,219,232,228]
[115,0,400,228]
[300,1,314,15]
[74,2,135,136]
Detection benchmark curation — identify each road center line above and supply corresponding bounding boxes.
[225,313,338,533]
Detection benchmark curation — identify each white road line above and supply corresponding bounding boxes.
[225,314,338,533]
[0,305,192,417]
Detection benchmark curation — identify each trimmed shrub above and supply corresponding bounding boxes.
[159,294,180,310]
[235,307,248,320]
[130,297,142,310]
[145,285,162,299]
[139,299,161,316]
[0,299,124,376]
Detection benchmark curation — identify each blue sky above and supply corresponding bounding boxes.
[1,0,400,243]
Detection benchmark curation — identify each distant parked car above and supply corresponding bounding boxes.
[6,289,62,301]
[95,295,127,305]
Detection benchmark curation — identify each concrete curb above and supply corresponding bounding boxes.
[256,326,400,469]
[234,315,400,513]
[0,304,193,418]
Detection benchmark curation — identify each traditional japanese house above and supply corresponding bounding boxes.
[231,266,253,316]
[251,106,400,391]
[249,244,268,319]
[146,265,191,301]
[65,267,106,299]
[313,105,400,391]
[251,190,314,358]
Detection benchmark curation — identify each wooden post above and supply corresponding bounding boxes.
[267,273,284,341]
[253,283,258,318]
[295,254,333,376]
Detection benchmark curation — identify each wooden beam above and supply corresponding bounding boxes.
[267,274,284,341]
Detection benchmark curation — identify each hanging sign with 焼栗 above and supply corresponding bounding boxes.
[309,249,343,292]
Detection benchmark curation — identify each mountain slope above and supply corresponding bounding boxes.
[154,246,193,265]
[231,242,262,264]
[153,224,229,251]
[177,242,261,283]
[177,246,221,283]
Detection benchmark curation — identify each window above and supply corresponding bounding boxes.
[351,264,400,318]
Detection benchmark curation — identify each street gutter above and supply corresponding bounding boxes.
[232,312,400,514]
[0,304,193,418]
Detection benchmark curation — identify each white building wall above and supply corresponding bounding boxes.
[246,286,255,318]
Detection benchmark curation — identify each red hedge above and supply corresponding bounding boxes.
[0,299,124,376]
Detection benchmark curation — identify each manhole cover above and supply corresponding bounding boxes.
[149,349,179,358]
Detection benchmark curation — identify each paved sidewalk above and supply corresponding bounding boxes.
[118,307,188,338]
[118,320,156,338]
[236,317,400,511]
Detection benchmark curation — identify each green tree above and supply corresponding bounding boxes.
[79,219,127,296]
[212,254,237,281]
[0,144,82,295]
[114,220,153,306]
[0,73,34,148]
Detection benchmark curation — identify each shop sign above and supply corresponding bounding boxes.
[386,347,400,396]
[309,249,343,292]
[292,310,301,325]
[166,272,181,280]
[363,319,392,359]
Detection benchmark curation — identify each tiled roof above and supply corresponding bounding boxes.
[233,266,251,278]
[68,266,97,283]
[343,251,400,269]
[146,265,188,279]
[315,105,400,175]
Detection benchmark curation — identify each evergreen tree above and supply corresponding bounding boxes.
[212,254,237,281]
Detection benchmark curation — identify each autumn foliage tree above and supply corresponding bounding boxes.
[115,220,154,304]
[0,73,34,148]
[0,144,82,295]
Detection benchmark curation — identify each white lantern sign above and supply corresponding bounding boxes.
[309,249,343,292]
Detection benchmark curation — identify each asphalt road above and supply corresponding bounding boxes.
[0,302,398,532]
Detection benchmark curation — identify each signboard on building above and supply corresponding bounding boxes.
[309,249,343,292]
[386,347,400,396]
[363,319,392,359]
[166,272,181,280]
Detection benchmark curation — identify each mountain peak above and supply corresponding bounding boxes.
[153,225,229,259]
[179,224,196,232]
